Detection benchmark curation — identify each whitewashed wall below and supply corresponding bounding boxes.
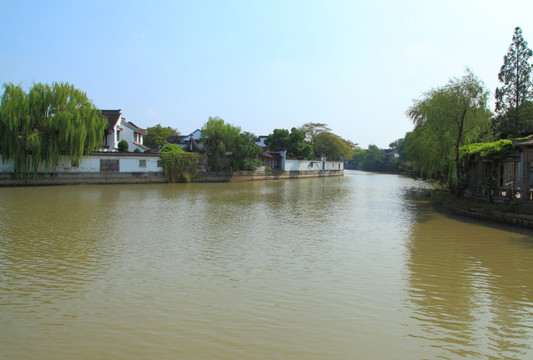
[284,159,321,171]
[119,157,161,172]
[121,122,146,152]
[0,155,162,173]
[283,159,343,171]
[324,161,343,171]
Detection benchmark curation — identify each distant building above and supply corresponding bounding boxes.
[168,129,203,150]
[255,136,268,148]
[384,148,399,163]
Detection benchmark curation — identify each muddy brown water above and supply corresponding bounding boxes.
[1,170,532,359]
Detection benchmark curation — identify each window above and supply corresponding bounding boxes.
[101,159,119,172]
[139,159,147,168]
[116,129,120,141]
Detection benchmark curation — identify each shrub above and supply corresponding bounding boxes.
[159,144,199,182]
[118,140,129,152]
[133,148,141,153]
[159,143,185,154]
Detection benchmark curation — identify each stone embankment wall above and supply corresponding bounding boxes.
[435,200,533,229]
[0,170,343,186]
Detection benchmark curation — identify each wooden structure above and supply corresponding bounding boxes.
[514,139,533,201]
[463,151,520,201]
[463,139,533,201]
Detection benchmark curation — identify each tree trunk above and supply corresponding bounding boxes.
[454,108,468,198]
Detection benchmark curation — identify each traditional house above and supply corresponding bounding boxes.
[121,121,149,152]
[259,151,283,170]
[101,110,149,152]
[462,140,525,201]
[255,136,268,148]
[384,148,399,163]
[168,129,203,150]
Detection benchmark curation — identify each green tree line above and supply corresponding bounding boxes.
[372,26,533,197]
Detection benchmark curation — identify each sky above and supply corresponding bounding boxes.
[1,0,533,148]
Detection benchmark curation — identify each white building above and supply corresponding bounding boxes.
[101,109,149,152]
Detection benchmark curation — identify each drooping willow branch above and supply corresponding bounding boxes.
[0,82,107,178]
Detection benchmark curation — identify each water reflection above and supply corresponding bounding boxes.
[406,207,533,358]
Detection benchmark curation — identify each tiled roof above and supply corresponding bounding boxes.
[101,109,122,129]
[167,135,191,144]
[123,120,147,135]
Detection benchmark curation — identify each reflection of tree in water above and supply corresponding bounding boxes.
[405,209,533,358]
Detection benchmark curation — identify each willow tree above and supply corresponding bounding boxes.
[201,116,241,171]
[0,82,106,178]
[406,70,492,196]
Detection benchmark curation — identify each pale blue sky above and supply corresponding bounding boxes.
[1,0,532,148]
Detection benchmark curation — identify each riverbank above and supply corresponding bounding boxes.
[430,189,533,229]
[0,169,344,186]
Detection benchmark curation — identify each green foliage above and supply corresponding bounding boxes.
[202,116,240,171]
[459,139,516,163]
[230,132,262,171]
[493,100,533,136]
[264,129,290,151]
[313,132,354,160]
[158,143,198,182]
[405,69,492,193]
[133,148,141,153]
[0,82,106,178]
[265,127,314,159]
[118,140,129,152]
[349,145,387,172]
[144,124,179,148]
[288,127,314,159]
[298,122,331,143]
[494,27,533,136]
[201,116,261,171]
[159,143,185,153]
[362,145,385,171]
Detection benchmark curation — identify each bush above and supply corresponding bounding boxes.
[118,140,129,152]
[159,143,185,154]
[159,146,199,183]
[133,148,141,153]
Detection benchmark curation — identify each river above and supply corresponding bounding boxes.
[1,170,532,359]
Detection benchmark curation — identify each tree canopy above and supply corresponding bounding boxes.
[494,26,533,136]
[265,127,314,159]
[298,122,332,143]
[230,131,262,171]
[0,82,106,178]
[350,145,386,172]
[405,69,492,194]
[201,116,261,171]
[144,124,179,148]
[313,131,354,160]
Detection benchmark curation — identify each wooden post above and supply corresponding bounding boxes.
[523,150,531,201]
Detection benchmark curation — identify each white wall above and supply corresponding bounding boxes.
[283,159,343,171]
[324,161,343,171]
[121,122,146,152]
[284,159,323,171]
[119,157,161,172]
[0,155,162,173]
